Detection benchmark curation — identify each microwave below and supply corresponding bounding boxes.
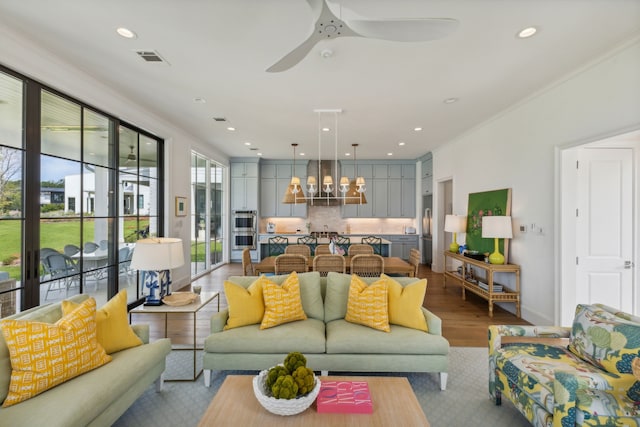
[233,210,256,231]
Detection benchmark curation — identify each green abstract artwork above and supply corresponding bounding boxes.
[466,188,512,261]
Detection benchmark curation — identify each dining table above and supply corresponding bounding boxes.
[254,255,415,277]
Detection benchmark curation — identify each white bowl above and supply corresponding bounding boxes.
[252,368,321,416]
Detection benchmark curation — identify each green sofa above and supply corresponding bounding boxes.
[203,271,450,390]
[0,294,171,427]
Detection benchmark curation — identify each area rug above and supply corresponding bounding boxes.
[113,347,530,427]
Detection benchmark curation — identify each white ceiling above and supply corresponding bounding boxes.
[1,0,639,161]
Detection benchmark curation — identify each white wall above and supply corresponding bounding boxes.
[432,38,640,325]
[0,25,229,287]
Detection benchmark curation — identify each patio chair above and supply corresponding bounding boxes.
[348,243,374,256]
[361,236,383,255]
[43,252,80,300]
[63,244,81,257]
[267,236,288,256]
[274,254,307,275]
[84,241,100,253]
[313,254,346,276]
[350,254,384,277]
[242,248,254,276]
[284,244,311,257]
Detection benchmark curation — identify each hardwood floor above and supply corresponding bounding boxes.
[130,262,529,348]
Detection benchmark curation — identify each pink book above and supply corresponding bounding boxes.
[316,381,373,414]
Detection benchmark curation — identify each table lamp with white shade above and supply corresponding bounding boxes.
[130,237,185,305]
[444,214,467,253]
[482,216,513,265]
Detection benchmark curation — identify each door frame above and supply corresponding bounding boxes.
[556,127,640,325]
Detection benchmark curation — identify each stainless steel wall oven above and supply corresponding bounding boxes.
[232,210,256,249]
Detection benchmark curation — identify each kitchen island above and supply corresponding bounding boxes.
[257,234,393,259]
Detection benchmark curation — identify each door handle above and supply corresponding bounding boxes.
[625,260,634,269]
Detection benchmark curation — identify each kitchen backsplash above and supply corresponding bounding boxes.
[259,205,416,234]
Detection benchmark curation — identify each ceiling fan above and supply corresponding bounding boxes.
[266,0,459,72]
[125,146,136,163]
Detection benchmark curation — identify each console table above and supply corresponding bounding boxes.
[443,251,520,318]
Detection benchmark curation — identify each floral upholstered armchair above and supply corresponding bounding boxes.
[489,304,640,427]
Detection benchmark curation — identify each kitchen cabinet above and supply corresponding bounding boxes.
[341,161,415,218]
[230,160,259,211]
[421,155,433,196]
[259,161,307,218]
[385,234,419,260]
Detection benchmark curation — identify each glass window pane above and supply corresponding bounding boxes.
[83,109,112,168]
[119,127,138,170]
[0,147,22,219]
[139,135,158,178]
[41,155,81,218]
[41,91,81,161]
[84,165,111,216]
[0,71,24,150]
[39,218,81,303]
[0,219,22,318]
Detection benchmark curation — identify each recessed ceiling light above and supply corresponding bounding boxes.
[345,152,351,156]
[517,26,538,39]
[414,127,422,132]
[398,141,406,146]
[387,152,393,156]
[444,97,458,104]
[193,97,206,103]
[116,27,137,39]
[257,152,263,156]
[227,127,236,131]
[244,142,251,146]
[300,152,305,156]
[322,127,330,132]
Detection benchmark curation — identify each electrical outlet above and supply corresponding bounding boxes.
[519,225,527,233]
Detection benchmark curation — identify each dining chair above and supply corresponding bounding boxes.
[333,235,350,254]
[409,248,421,277]
[313,254,346,277]
[350,254,384,277]
[43,252,80,300]
[284,244,311,257]
[274,254,308,275]
[297,235,317,245]
[361,236,383,255]
[84,241,100,253]
[268,236,288,256]
[314,244,331,255]
[241,248,254,276]
[348,243,374,256]
[63,244,81,257]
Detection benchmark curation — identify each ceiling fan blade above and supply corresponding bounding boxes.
[346,18,459,42]
[266,31,324,73]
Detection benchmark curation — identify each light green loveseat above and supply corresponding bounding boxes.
[0,294,172,427]
[203,271,450,390]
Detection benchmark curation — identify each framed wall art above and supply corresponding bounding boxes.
[175,196,187,217]
[465,188,512,261]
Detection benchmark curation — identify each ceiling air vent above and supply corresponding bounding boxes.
[212,117,227,122]
[134,50,168,64]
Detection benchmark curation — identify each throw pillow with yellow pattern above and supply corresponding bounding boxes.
[260,272,307,329]
[345,274,390,332]
[1,297,111,407]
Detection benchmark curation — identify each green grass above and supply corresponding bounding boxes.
[191,240,223,262]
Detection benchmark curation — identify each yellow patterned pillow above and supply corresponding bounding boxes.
[383,274,428,332]
[260,272,307,329]
[224,277,265,330]
[345,275,390,332]
[1,298,111,407]
[62,290,143,354]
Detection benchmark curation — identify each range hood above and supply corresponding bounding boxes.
[306,160,367,206]
[306,160,342,206]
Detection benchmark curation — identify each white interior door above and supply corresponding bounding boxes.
[575,148,633,311]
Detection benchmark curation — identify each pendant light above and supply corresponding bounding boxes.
[343,143,367,205]
[282,143,307,204]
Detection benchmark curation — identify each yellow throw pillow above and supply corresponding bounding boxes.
[224,277,266,330]
[260,272,307,329]
[345,274,390,332]
[1,298,112,407]
[383,274,429,332]
[62,290,143,354]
